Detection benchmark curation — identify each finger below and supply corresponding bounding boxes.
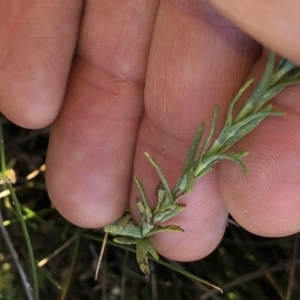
[45,0,160,227]
[209,0,300,65]
[219,57,300,237]
[130,0,262,261]
[0,1,83,128]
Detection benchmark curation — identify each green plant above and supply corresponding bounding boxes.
[104,52,300,281]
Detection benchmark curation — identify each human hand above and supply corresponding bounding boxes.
[0,1,299,263]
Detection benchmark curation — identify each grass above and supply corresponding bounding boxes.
[0,115,299,300]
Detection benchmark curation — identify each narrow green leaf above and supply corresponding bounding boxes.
[113,236,137,245]
[221,110,283,151]
[271,58,300,84]
[193,104,219,176]
[174,123,205,196]
[59,229,81,300]
[235,52,275,122]
[146,224,184,237]
[140,221,155,237]
[197,104,219,159]
[153,203,186,224]
[225,78,254,129]
[104,224,142,239]
[156,259,223,293]
[144,152,173,206]
[152,187,166,215]
[215,152,249,173]
[136,197,145,215]
[260,77,300,107]
[134,176,152,220]
[179,123,205,174]
[209,78,254,152]
[0,119,39,300]
[5,182,39,300]
[147,242,159,260]
[194,165,213,179]
[136,238,151,280]
[117,213,133,227]
[173,171,189,198]
[195,150,249,179]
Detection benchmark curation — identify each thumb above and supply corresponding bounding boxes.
[209,0,300,65]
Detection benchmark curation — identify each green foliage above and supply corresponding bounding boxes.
[0,53,299,299]
[104,52,300,281]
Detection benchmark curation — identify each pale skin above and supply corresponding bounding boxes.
[0,0,299,262]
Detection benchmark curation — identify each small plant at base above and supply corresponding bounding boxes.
[103,52,300,282]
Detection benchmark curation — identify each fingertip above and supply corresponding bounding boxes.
[0,1,83,128]
[0,90,63,129]
[209,0,300,65]
[131,172,228,261]
[45,151,129,229]
[219,115,300,237]
[151,216,226,262]
[0,48,70,129]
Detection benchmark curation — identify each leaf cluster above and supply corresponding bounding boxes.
[104,53,300,280]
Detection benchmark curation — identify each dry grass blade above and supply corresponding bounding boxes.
[286,233,299,300]
[95,231,108,280]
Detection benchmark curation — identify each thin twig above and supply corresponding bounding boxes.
[166,259,222,300]
[200,259,300,299]
[37,234,77,267]
[0,208,34,300]
[264,272,286,300]
[59,229,82,300]
[95,231,108,280]
[150,261,158,300]
[286,233,299,300]
[121,250,129,300]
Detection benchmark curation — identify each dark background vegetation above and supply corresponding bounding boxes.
[0,117,299,300]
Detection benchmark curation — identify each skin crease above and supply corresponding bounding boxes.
[0,0,299,262]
